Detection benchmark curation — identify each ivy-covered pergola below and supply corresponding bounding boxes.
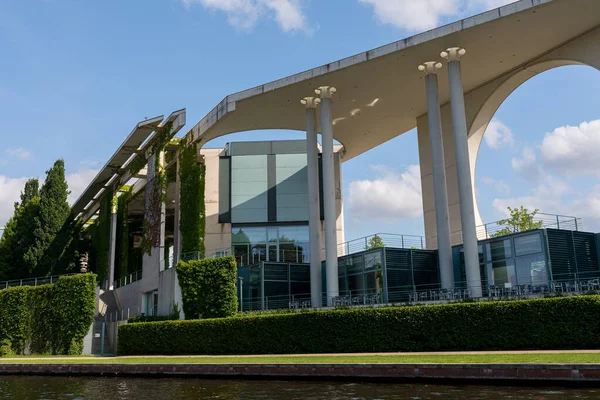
[71,109,206,290]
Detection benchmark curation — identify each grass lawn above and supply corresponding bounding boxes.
[1,352,600,364]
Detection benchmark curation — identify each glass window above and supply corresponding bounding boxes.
[346,255,363,274]
[364,251,382,270]
[516,255,548,286]
[348,274,364,293]
[514,233,543,257]
[231,155,268,223]
[487,239,513,262]
[491,261,517,285]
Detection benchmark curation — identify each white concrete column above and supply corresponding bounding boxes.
[108,189,118,290]
[418,62,454,290]
[315,86,339,305]
[301,96,323,308]
[442,47,482,297]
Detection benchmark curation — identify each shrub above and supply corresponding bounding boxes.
[0,340,14,357]
[176,257,237,320]
[0,273,96,355]
[129,304,181,324]
[119,295,600,356]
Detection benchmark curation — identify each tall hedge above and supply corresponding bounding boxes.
[0,273,96,355]
[176,257,237,320]
[178,141,206,255]
[119,295,600,356]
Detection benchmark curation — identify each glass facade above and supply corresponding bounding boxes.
[230,155,268,223]
[232,225,309,266]
[275,154,308,222]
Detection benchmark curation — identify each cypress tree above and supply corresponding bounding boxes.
[25,160,71,276]
[0,178,41,280]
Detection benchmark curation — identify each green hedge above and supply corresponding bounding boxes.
[176,257,237,320]
[0,273,96,355]
[119,295,600,356]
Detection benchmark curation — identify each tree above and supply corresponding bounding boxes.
[366,234,385,250]
[25,160,71,276]
[493,206,544,237]
[0,179,41,280]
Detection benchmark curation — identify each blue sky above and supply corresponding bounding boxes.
[1,0,599,243]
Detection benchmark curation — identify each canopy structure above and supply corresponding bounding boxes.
[183,0,600,161]
[72,110,186,222]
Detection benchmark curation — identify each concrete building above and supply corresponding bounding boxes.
[71,0,600,318]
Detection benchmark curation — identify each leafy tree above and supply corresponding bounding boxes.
[25,160,71,276]
[493,206,544,237]
[366,234,385,250]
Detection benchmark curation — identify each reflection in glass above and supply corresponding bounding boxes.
[231,225,309,265]
[488,239,513,262]
[514,233,543,257]
[491,261,517,285]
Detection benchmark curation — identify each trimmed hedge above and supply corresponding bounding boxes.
[0,273,96,355]
[119,295,600,356]
[176,257,237,320]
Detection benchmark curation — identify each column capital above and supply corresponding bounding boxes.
[441,47,467,62]
[300,96,321,109]
[418,61,443,75]
[315,86,337,98]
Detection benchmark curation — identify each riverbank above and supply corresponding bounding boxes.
[1,361,600,384]
[2,352,600,384]
[2,350,600,364]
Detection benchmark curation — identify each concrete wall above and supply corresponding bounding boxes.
[203,148,232,254]
[418,27,600,248]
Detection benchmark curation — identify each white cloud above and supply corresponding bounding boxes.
[183,0,307,32]
[485,119,515,150]
[0,168,98,228]
[348,165,422,222]
[357,0,516,31]
[0,176,28,227]
[5,147,32,160]
[510,146,541,181]
[491,175,569,217]
[541,119,600,177]
[66,168,98,205]
[480,176,510,195]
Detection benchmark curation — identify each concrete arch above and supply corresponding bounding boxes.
[419,25,600,246]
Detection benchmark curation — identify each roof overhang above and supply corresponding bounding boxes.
[184,0,600,160]
[73,109,186,222]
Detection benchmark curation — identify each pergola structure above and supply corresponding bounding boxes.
[72,0,600,308]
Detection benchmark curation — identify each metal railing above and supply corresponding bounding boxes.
[181,247,309,268]
[326,233,426,259]
[429,212,581,249]
[0,273,76,290]
[112,270,142,289]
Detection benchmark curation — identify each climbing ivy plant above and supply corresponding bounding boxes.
[88,187,113,282]
[115,186,132,279]
[143,123,175,256]
[178,141,206,255]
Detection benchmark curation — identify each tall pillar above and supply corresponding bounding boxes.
[418,62,454,289]
[301,96,323,308]
[442,47,482,297]
[108,188,118,290]
[316,86,339,305]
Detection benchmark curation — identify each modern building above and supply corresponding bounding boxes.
[71,0,600,318]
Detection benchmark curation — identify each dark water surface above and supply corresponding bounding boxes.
[0,376,598,399]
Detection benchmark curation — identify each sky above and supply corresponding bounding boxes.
[0,0,599,244]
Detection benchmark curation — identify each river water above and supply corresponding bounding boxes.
[0,376,597,399]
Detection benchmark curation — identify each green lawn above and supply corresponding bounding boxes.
[1,353,600,364]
